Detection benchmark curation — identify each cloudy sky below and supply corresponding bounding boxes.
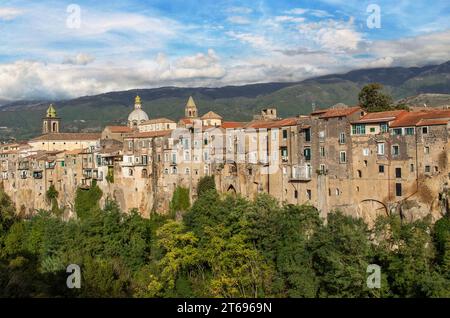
[0,0,449,100]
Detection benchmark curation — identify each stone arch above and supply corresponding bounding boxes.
[227,184,237,195]
[357,199,389,226]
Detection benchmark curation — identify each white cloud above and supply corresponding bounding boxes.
[285,8,308,15]
[62,53,95,65]
[284,8,332,18]
[226,32,272,50]
[274,16,305,23]
[225,7,253,14]
[227,16,251,25]
[0,7,22,20]
[298,18,362,52]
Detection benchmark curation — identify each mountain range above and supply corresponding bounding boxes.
[1,61,450,140]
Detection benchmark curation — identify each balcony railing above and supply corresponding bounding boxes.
[290,165,312,181]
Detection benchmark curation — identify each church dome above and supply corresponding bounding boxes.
[128,95,149,127]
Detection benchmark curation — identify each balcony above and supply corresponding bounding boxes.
[290,165,312,182]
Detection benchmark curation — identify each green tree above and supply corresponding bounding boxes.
[309,211,371,297]
[358,83,393,112]
[74,180,103,219]
[46,184,60,216]
[197,176,216,197]
[169,186,190,219]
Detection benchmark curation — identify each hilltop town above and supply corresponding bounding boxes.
[0,95,449,225]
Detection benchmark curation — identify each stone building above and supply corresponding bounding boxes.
[1,96,449,224]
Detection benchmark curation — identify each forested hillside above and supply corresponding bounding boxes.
[0,180,448,298]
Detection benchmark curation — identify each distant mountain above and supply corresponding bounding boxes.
[395,93,450,108]
[1,61,450,140]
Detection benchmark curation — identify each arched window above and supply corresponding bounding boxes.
[129,169,133,176]
[52,122,57,132]
[142,169,148,178]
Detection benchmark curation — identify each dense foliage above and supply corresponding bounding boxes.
[0,186,448,298]
[358,83,408,112]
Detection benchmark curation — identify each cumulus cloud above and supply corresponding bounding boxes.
[0,50,227,100]
[298,18,362,52]
[62,53,95,65]
[0,7,23,20]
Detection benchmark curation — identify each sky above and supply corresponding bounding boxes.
[0,0,449,100]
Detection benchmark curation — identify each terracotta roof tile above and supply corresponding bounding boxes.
[390,110,450,127]
[352,110,407,124]
[141,118,176,125]
[319,106,362,119]
[221,121,247,129]
[31,133,101,141]
[126,130,173,139]
[105,126,132,133]
[201,111,223,120]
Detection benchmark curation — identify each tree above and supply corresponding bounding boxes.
[74,180,103,219]
[309,211,371,297]
[197,176,216,197]
[169,186,190,219]
[0,185,16,237]
[358,83,393,112]
[46,185,60,216]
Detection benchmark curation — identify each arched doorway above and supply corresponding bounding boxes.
[227,184,237,195]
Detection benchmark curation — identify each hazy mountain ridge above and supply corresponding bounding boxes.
[1,61,449,140]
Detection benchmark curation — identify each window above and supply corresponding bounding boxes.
[185,168,190,175]
[410,164,414,172]
[335,188,341,196]
[380,123,388,133]
[395,168,402,178]
[281,147,288,160]
[294,190,298,199]
[306,189,312,200]
[357,170,362,178]
[363,148,370,156]
[320,164,326,173]
[339,151,346,163]
[392,145,400,156]
[405,127,415,135]
[142,169,148,178]
[422,126,428,134]
[392,128,402,136]
[282,129,288,139]
[304,148,311,161]
[378,165,385,173]
[370,127,376,133]
[352,124,366,135]
[377,143,385,155]
[425,165,431,173]
[319,131,325,140]
[395,183,402,197]
[128,141,133,149]
[304,128,311,142]
[364,160,368,167]
[339,132,346,144]
[129,169,133,176]
[424,146,430,154]
[320,146,325,157]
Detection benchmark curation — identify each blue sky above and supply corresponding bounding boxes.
[0,0,449,100]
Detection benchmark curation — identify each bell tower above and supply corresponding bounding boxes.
[185,96,198,118]
[42,103,60,134]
